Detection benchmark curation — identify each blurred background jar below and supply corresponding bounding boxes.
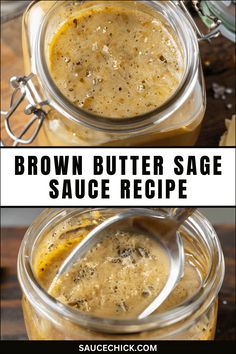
[1,1,30,23]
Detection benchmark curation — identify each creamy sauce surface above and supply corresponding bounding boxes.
[49,4,184,118]
[50,231,170,318]
[35,211,203,320]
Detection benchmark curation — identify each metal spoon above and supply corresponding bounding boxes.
[51,208,195,319]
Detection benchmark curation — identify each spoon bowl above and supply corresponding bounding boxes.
[50,208,195,318]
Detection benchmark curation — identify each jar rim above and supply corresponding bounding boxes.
[17,208,225,335]
[35,0,200,134]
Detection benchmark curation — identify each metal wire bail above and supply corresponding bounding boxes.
[179,0,222,41]
[1,74,47,146]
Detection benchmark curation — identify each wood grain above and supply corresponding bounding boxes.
[1,16,235,146]
[0,225,235,340]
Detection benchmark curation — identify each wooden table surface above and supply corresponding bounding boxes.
[1,16,235,147]
[0,224,235,340]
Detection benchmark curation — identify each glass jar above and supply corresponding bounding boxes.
[17,208,225,340]
[4,0,225,147]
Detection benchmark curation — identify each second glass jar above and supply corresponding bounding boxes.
[17,208,224,340]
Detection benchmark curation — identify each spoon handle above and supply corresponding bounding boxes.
[170,208,196,225]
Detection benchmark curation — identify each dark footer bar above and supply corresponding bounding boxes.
[1,340,235,353]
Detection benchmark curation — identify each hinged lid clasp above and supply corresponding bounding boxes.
[179,0,222,41]
[1,74,48,146]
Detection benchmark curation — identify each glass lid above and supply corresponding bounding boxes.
[200,1,236,41]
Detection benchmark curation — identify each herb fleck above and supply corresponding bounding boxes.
[159,55,168,63]
[116,301,129,312]
[118,248,133,258]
